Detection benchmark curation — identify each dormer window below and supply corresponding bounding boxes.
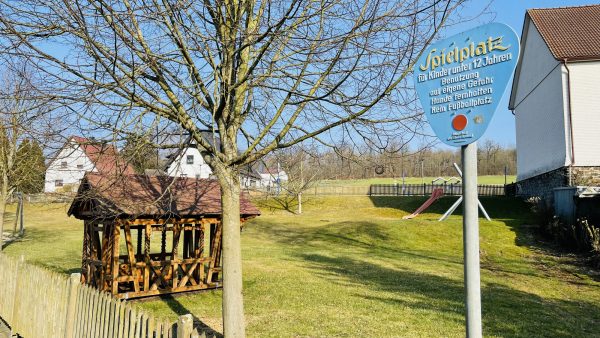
[77,164,84,169]
[186,155,194,164]
[61,161,68,169]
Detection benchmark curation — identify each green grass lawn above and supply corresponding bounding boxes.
[2,197,599,337]
[317,175,516,187]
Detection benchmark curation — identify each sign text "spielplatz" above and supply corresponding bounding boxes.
[413,23,520,147]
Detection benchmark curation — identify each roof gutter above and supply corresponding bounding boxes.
[563,58,575,186]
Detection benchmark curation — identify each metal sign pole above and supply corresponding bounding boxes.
[412,23,519,337]
[462,142,482,338]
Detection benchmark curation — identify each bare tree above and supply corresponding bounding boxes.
[0,63,52,250]
[0,1,468,335]
[261,146,321,213]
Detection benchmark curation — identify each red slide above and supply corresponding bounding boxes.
[402,188,444,220]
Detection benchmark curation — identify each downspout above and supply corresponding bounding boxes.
[563,59,575,186]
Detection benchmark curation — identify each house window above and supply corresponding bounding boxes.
[77,164,84,169]
[186,155,194,164]
[55,180,64,187]
[61,161,68,169]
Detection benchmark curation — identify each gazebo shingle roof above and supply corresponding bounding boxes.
[68,173,260,219]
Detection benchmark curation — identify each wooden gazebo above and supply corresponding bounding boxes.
[68,173,260,299]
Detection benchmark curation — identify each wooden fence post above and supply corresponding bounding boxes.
[11,255,24,330]
[177,314,193,338]
[19,194,24,236]
[64,273,81,338]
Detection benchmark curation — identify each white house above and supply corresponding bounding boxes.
[259,168,289,188]
[45,136,134,193]
[166,147,213,179]
[165,137,261,188]
[509,5,600,197]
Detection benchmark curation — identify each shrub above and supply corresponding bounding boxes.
[528,197,600,265]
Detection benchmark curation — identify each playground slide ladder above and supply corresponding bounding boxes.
[402,188,444,220]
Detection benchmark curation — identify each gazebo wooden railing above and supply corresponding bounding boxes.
[70,173,260,299]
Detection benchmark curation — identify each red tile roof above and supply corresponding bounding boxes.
[68,173,261,219]
[528,5,600,60]
[70,136,135,175]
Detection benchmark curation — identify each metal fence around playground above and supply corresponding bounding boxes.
[249,183,507,197]
[368,183,506,196]
[0,254,209,338]
[10,184,509,203]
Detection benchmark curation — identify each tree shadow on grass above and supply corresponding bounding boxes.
[2,227,82,274]
[158,295,223,338]
[367,196,600,281]
[253,218,558,280]
[298,253,600,337]
[252,219,463,268]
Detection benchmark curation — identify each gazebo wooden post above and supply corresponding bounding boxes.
[172,221,181,290]
[91,221,101,288]
[183,226,191,259]
[136,227,142,261]
[81,220,91,284]
[111,223,120,295]
[194,224,205,285]
[100,222,112,291]
[213,221,223,282]
[160,224,167,260]
[210,222,216,255]
[207,220,223,283]
[144,223,151,292]
[123,221,140,293]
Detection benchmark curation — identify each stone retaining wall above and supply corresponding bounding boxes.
[516,166,600,202]
[571,166,600,186]
[516,167,569,200]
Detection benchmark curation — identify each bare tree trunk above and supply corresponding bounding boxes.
[0,170,9,251]
[217,167,245,337]
[0,196,6,251]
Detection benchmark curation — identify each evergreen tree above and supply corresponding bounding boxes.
[12,139,45,193]
[121,134,159,174]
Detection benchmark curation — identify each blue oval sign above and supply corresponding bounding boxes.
[414,23,520,147]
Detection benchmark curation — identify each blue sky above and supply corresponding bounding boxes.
[431,0,600,149]
[20,1,600,151]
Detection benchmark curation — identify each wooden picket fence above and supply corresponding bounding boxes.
[0,254,203,337]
